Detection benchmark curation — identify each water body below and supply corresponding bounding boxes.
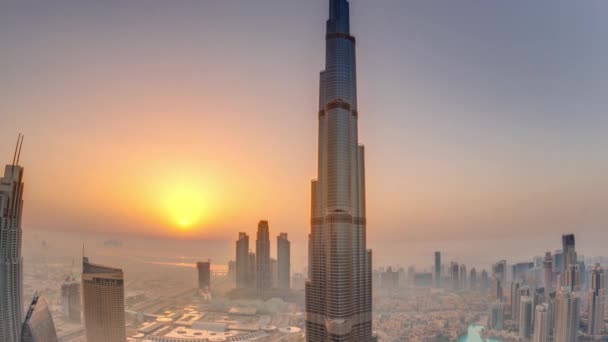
[459,325,502,342]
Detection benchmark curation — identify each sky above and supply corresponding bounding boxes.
[1,0,607,258]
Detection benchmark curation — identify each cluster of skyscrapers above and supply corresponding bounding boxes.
[235,220,291,292]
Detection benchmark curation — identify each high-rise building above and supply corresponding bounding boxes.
[256,220,271,292]
[519,296,534,338]
[434,252,441,288]
[489,276,503,302]
[248,251,256,288]
[0,135,25,342]
[533,304,549,342]
[480,269,490,293]
[451,262,460,291]
[82,257,126,342]
[493,260,507,285]
[564,264,580,291]
[459,264,467,290]
[236,232,250,289]
[61,277,81,323]
[543,252,553,290]
[561,234,577,285]
[488,301,505,331]
[228,260,236,281]
[21,294,58,342]
[587,264,605,336]
[511,282,521,321]
[305,1,375,340]
[270,257,278,288]
[197,261,211,291]
[277,233,291,290]
[470,268,477,291]
[554,287,580,342]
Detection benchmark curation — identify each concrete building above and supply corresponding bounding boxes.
[82,257,126,342]
[255,220,271,292]
[197,261,210,291]
[277,233,290,290]
[0,135,25,342]
[21,294,58,342]
[305,1,375,340]
[60,278,81,323]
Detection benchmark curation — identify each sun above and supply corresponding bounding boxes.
[165,187,206,230]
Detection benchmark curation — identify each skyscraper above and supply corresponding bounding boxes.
[493,260,507,285]
[256,220,271,292]
[277,233,291,290]
[511,282,521,321]
[21,294,58,342]
[434,252,441,288]
[543,251,553,290]
[82,257,126,342]
[488,301,504,331]
[451,262,461,291]
[519,296,533,338]
[533,304,549,342]
[235,232,250,289]
[470,268,477,291]
[554,287,580,342]
[0,134,25,342]
[197,261,211,291]
[561,234,577,285]
[587,264,605,336]
[305,1,375,341]
[459,264,467,290]
[61,277,81,323]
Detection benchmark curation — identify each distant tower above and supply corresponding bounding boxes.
[470,268,477,291]
[248,251,256,288]
[554,287,580,342]
[561,234,577,285]
[493,260,507,285]
[196,261,211,291]
[511,282,521,321]
[0,134,25,342]
[587,264,605,336]
[564,264,580,291]
[451,262,460,291]
[21,294,58,342]
[277,233,291,290]
[82,257,126,342]
[235,232,250,289]
[533,304,549,342]
[227,260,236,281]
[434,252,441,288]
[256,220,271,292]
[543,252,553,290]
[61,278,81,323]
[459,264,467,290]
[488,301,504,331]
[519,296,534,338]
[480,269,489,293]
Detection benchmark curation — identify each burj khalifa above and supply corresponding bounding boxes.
[305,1,375,341]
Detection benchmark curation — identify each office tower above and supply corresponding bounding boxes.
[546,291,557,340]
[512,261,534,283]
[554,249,563,274]
[578,259,587,290]
[451,262,460,291]
[511,282,521,321]
[519,296,533,338]
[543,252,553,290]
[555,287,580,342]
[561,234,577,285]
[490,276,503,302]
[277,233,291,290]
[564,264,580,291]
[533,304,549,342]
[434,251,441,288]
[533,287,546,329]
[61,277,81,323]
[470,268,477,291]
[82,257,126,342]
[587,264,605,336]
[488,301,504,331]
[228,260,236,281]
[460,264,467,290]
[0,135,25,342]
[305,0,375,340]
[21,294,58,342]
[256,220,271,292]
[197,261,211,291]
[493,260,507,285]
[480,269,489,293]
[236,232,250,289]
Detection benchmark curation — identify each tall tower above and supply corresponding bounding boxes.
[554,287,580,342]
[561,234,577,285]
[256,220,271,292]
[235,232,250,289]
[587,264,605,336]
[0,134,25,342]
[543,251,553,290]
[82,257,126,342]
[196,261,211,291]
[434,252,441,288]
[277,233,291,290]
[533,304,549,342]
[305,1,375,341]
[21,294,58,342]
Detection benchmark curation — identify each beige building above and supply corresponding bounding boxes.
[82,257,126,342]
